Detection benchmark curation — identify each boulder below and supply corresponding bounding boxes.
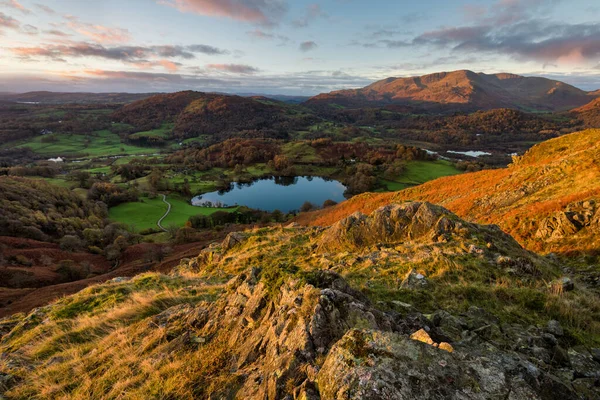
[221,232,247,251]
[546,320,564,337]
[535,212,580,240]
[400,268,428,288]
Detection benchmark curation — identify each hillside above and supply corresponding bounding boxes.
[0,91,155,105]
[1,202,599,398]
[573,97,600,127]
[0,177,108,243]
[112,91,317,140]
[306,70,596,112]
[296,129,600,255]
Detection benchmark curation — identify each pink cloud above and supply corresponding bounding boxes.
[159,0,287,26]
[134,59,181,72]
[2,0,31,15]
[67,20,132,44]
[0,11,19,29]
[34,3,55,14]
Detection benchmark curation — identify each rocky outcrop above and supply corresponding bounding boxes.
[536,199,598,240]
[317,202,549,279]
[319,202,460,251]
[148,270,597,399]
[319,202,523,253]
[172,269,403,399]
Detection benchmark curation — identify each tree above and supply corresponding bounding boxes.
[323,199,337,208]
[271,209,283,222]
[60,235,82,252]
[149,168,165,192]
[300,201,315,212]
[272,155,291,171]
[175,227,196,243]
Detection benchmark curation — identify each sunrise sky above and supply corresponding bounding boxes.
[1,0,599,94]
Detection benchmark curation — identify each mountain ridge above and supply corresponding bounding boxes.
[306,70,598,112]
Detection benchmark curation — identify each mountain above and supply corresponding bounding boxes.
[306,70,597,112]
[296,128,600,255]
[0,91,156,104]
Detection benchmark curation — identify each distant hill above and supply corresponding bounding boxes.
[0,91,157,104]
[240,93,311,104]
[112,91,318,139]
[296,128,600,255]
[572,97,600,127]
[306,70,597,112]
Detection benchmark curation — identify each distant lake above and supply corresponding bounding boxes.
[191,176,347,212]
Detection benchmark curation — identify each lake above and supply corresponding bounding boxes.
[191,176,347,212]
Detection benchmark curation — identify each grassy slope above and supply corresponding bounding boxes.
[128,123,174,139]
[381,159,461,190]
[297,129,600,254]
[109,195,236,231]
[13,130,151,157]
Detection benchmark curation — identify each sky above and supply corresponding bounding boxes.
[1,0,600,95]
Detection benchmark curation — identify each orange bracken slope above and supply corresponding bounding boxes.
[296,129,600,254]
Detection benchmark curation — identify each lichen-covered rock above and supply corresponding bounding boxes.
[317,203,545,276]
[317,329,578,400]
[400,268,428,288]
[535,212,581,239]
[536,199,599,239]
[186,269,400,399]
[222,232,247,251]
[318,202,469,251]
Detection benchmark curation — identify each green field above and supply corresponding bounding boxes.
[381,160,461,190]
[109,195,237,232]
[128,123,174,140]
[13,130,152,158]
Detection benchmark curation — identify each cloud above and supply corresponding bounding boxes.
[20,23,38,35]
[1,0,30,15]
[0,11,19,29]
[368,29,412,39]
[45,29,71,37]
[206,63,260,74]
[299,41,317,52]
[82,69,226,85]
[11,42,231,63]
[186,44,230,55]
[64,15,132,44]
[34,3,55,14]
[158,0,288,27]
[292,3,326,28]
[387,0,600,66]
[349,38,411,49]
[414,21,600,64]
[246,28,289,44]
[158,60,181,72]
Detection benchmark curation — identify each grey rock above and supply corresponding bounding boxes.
[221,232,247,251]
[546,320,564,337]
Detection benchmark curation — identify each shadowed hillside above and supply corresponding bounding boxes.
[573,97,600,127]
[296,129,600,255]
[112,91,317,140]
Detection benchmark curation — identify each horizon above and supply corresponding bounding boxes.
[1,0,600,95]
[3,68,600,97]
